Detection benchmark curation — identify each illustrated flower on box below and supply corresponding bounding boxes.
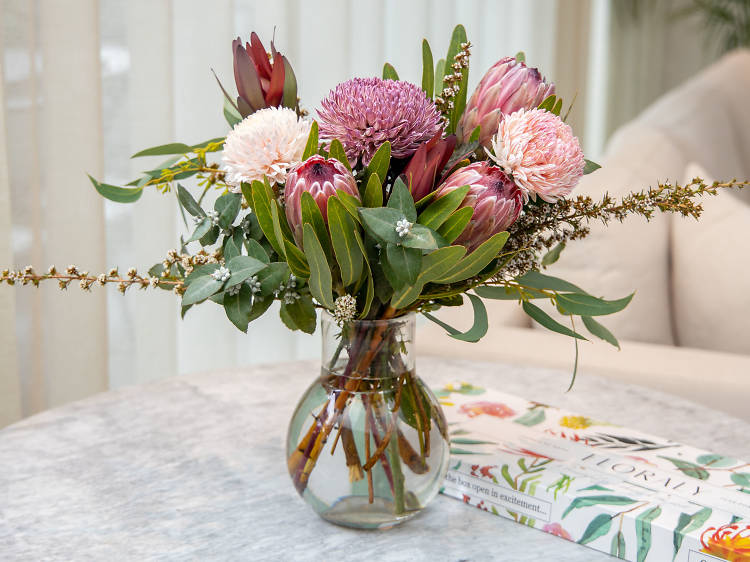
[543,522,572,541]
[701,523,750,561]
[558,415,595,430]
[3,25,748,530]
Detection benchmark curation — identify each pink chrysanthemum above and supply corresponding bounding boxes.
[489,108,584,203]
[222,107,311,190]
[317,77,442,166]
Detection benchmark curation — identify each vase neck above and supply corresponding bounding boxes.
[321,313,415,380]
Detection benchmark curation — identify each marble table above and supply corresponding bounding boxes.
[2,358,749,561]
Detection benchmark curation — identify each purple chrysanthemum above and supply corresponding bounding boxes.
[317,77,443,166]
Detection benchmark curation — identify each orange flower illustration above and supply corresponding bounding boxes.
[543,522,572,540]
[559,415,594,429]
[459,401,516,418]
[701,523,750,561]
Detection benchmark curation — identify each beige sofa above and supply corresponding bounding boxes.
[419,50,750,422]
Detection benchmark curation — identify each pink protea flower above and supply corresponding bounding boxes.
[284,155,359,245]
[433,162,523,252]
[489,108,584,203]
[317,77,442,166]
[457,57,554,147]
[222,107,310,191]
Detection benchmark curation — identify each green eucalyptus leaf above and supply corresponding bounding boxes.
[281,294,317,334]
[359,207,404,245]
[226,255,267,287]
[303,224,334,309]
[328,197,364,286]
[418,185,470,230]
[199,225,220,247]
[556,293,634,317]
[584,159,602,174]
[385,243,422,286]
[183,263,219,286]
[474,285,522,300]
[363,173,383,208]
[437,206,473,243]
[302,121,319,160]
[400,223,447,250]
[182,275,224,306]
[177,184,205,217]
[517,270,586,294]
[541,242,566,266]
[245,238,270,263]
[434,231,509,284]
[387,177,417,222]
[248,294,274,322]
[390,246,466,309]
[365,141,391,186]
[422,39,434,99]
[88,175,143,204]
[582,316,620,349]
[131,142,192,158]
[423,293,488,342]
[188,218,213,243]
[224,283,253,332]
[257,262,289,297]
[215,192,242,229]
[522,301,588,340]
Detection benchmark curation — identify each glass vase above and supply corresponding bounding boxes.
[286,312,450,529]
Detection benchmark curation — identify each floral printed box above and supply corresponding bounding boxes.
[436,383,750,561]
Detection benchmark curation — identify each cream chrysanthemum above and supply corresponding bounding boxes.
[222,107,311,190]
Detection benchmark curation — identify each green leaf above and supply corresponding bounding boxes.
[400,223,447,250]
[328,138,351,170]
[223,97,242,127]
[223,230,244,261]
[434,231,509,284]
[353,233,374,318]
[387,177,417,222]
[334,189,362,223]
[131,142,192,158]
[359,207,404,245]
[385,243,422,286]
[437,206,473,243]
[177,184,205,217]
[184,263,219,286]
[269,199,289,259]
[659,457,709,480]
[257,262,289,297]
[251,180,284,256]
[582,316,620,349]
[248,294,274,322]
[731,472,750,487]
[88,175,143,203]
[188,218,213,243]
[382,62,399,80]
[390,246,466,309]
[541,242,565,266]
[302,120,319,160]
[191,137,225,152]
[199,225,219,246]
[517,270,586,294]
[434,58,445,98]
[226,255,267,287]
[365,141,390,186]
[224,283,253,332]
[281,294,317,334]
[523,301,588,340]
[363,173,383,208]
[673,507,712,558]
[300,192,332,262]
[245,238,270,263]
[283,238,310,279]
[538,94,557,112]
[672,512,693,559]
[328,197,364,286]
[418,185,470,230]
[556,292,634,317]
[552,97,563,116]
[611,531,626,559]
[636,506,661,562]
[215,192,241,229]
[303,224,334,309]
[422,293,488,343]
[563,495,636,518]
[281,55,298,109]
[444,24,469,135]
[578,513,612,545]
[421,39,434,99]
[584,159,602,175]
[182,274,224,306]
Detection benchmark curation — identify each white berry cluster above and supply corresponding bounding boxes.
[274,274,300,304]
[395,218,412,238]
[333,294,357,325]
[211,265,230,282]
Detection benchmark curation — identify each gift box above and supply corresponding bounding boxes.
[437,383,750,561]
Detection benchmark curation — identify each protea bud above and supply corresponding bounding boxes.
[456,57,554,147]
[433,162,523,252]
[284,156,360,245]
[401,132,457,201]
[216,32,298,118]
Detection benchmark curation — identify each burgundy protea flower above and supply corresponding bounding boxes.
[317,77,443,166]
[401,132,457,201]
[433,162,524,251]
[456,57,554,146]
[284,155,360,245]
[216,32,298,118]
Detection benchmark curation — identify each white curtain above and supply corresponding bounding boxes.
[0,0,717,425]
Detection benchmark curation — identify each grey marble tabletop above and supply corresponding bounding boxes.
[1,358,749,562]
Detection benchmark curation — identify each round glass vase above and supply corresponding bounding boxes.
[286,312,450,529]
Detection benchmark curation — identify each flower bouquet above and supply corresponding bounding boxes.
[3,25,746,528]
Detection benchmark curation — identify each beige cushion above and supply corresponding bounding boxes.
[671,163,750,355]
